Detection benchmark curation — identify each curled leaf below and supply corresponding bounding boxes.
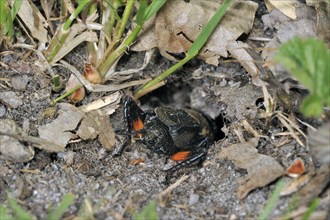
[66,74,85,103]
[83,63,101,84]
[286,158,305,178]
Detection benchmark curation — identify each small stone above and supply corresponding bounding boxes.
[188,193,199,205]
[0,91,23,108]
[0,119,34,162]
[16,62,31,73]
[0,105,6,117]
[11,75,29,91]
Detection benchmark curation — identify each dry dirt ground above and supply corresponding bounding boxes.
[0,1,329,220]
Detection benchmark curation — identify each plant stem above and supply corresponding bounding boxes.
[114,0,134,42]
[45,0,92,63]
[98,24,142,77]
[97,0,166,79]
[258,180,285,220]
[50,84,82,106]
[106,0,121,41]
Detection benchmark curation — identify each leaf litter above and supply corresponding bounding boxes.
[0,0,329,219]
[38,94,119,149]
[133,0,258,65]
[218,138,285,199]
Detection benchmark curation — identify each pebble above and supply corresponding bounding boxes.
[0,105,6,117]
[188,193,199,205]
[11,75,29,91]
[0,91,23,108]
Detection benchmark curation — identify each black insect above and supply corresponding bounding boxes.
[115,96,216,173]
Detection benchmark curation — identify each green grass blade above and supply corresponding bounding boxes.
[0,0,7,34]
[0,205,15,220]
[276,37,330,117]
[8,195,34,220]
[48,192,75,220]
[114,0,134,41]
[187,0,231,56]
[7,0,23,37]
[0,0,12,37]
[10,0,23,20]
[63,0,92,31]
[132,201,158,220]
[258,180,285,220]
[143,0,166,21]
[136,0,148,25]
[302,198,320,220]
[97,0,166,77]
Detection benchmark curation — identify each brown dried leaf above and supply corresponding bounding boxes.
[261,3,317,80]
[66,74,85,103]
[227,41,264,86]
[51,24,98,64]
[83,63,101,84]
[38,103,85,147]
[77,110,116,149]
[265,0,298,19]
[133,0,257,65]
[129,158,145,165]
[286,157,305,177]
[306,0,330,40]
[296,165,330,206]
[12,0,49,43]
[280,174,311,196]
[131,16,157,51]
[218,138,285,199]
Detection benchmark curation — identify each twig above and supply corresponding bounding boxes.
[248,37,271,42]
[276,113,305,147]
[0,132,65,152]
[159,175,189,207]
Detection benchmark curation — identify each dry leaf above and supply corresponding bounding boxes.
[296,165,330,206]
[306,0,330,41]
[77,110,116,149]
[131,16,157,51]
[218,138,285,199]
[11,0,49,43]
[280,174,311,196]
[226,41,264,86]
[66,74,85,103]
[286,157,305,177]
[261,3,317,80]
[48,22,98,64]
[133,0,258,65]
[38,103,84,147]
[79,91,121,113]
[129,158,145,165]
[265,0,298,19]
[83,63,102,84]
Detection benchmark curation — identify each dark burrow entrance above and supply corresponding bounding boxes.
[138,80,226,143]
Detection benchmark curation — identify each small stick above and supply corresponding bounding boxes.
[159,175,189,207]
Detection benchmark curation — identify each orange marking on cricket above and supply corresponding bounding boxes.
[171,151,191,161]
[137,133,142,139]
[132,117,144,131]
